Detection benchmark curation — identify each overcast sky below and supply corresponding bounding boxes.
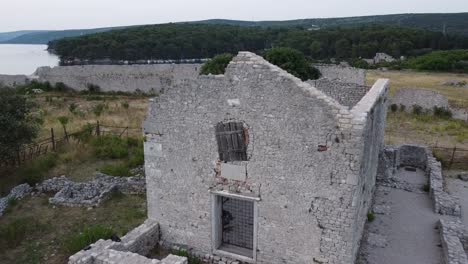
[2,0,467,32]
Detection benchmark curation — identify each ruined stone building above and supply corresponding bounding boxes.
[143,52,390,264]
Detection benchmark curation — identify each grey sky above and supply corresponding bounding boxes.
[2,0,467,32]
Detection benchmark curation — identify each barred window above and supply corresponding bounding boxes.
[215,122,248,162]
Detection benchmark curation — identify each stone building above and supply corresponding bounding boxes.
[143,52,389,264]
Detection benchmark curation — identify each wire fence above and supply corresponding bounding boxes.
[0,121,142,168]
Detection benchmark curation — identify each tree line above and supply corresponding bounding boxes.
[49,23,468,62]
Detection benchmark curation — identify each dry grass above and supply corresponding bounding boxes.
[367,70,468,108]
[34,93,149,139]
[0,194,146,264]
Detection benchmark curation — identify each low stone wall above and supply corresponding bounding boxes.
[0,74,30,87]
[0,183,32,216]
[390,88,450,112]
[379,144,461,216]
[438,219,468,264]
[313,64,367,85]
[34,64,200,93]
[44,173,146,207]
[68,220,187,264]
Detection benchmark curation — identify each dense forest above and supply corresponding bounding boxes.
[49,23,468,62]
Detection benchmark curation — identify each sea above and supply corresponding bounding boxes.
[0,44,59,75]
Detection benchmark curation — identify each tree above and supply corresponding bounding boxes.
[200,53,234,75]
[335,38,351,59]
[264,47,321,81]
[309,41,323,59]
[0,89,38,160]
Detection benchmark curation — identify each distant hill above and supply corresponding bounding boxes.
[194,13,468,35]
[2,12,468,45]
[0,30,45,42]
[0,27,127,44]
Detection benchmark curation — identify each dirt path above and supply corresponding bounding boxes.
[358,168,443,264]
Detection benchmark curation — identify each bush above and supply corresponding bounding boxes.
[399,104,406,112]
[0,89,38,161]
[390,104,398,112]
[412,105,423,115]
[90,136,129,159]
[121,102,129,109]
[92,103,106,117]
[55,82,69,92]
[64,225,114,254]
[87,83,101,93]
[407,50,468,73]
[99,163,131,177]
[17,153,58,185]
[200,53,234,75]
[367,212,375,222]
[69,103,78,114]
[264,47,321,81]
[433,106,452,119]
[0,217,47,249]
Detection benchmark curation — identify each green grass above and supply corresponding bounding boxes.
[367,212,375,222]
[0,217,48,250]
[99,162,132,177]
[16,152,59,186]
[63,225,115,254]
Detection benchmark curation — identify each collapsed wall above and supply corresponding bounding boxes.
[33,64,201,93]
[313,64,367,85]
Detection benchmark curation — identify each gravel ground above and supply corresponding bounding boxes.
[358,168,443,264]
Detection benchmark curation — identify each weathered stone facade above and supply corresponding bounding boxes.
[313,64,367,85]
[0,74,30,87]
[144,52,389,264]
[33,64,201,93]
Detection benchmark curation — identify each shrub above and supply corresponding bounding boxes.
[64,225,114,254]
[264,47,321,81]
[412,105,423,115]
[200,53,234,75]
[399,104,406,112]
[99,163,131,177]
[17,153,58,185]
[0,217,46,249]
[87,83,101,93]
[55,82,69,92]
[367,212,375,222]
[121,102,129,109]
[433,106,452,119]
[90,136,129,159]
[69,103,78,114]
[92,103,106,117]
[390,104,398,112]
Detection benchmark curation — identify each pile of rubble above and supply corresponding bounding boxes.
[0,171,146,216]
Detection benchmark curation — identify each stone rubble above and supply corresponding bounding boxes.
[0,183,32,216]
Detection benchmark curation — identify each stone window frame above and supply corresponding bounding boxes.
[215,121,249,162]
[211,191,259,263]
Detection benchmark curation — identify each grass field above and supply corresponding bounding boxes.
[368,70,468,108]
[0,193,146,264]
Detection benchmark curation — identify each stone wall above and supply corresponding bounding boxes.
[307,78,369,108]
[391,88,450,112]
[438,219,468,264]
[0,184,32,216]
[0,74,30,87]
[68,219,188,264]
[33,64,201,93]
[144,52,389,264]
[313,64,367,85]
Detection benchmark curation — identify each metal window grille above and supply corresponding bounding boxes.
[215,122,247,162]
[221,197,254,250]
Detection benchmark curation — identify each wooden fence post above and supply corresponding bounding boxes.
[51,128,56,151]
[96,121,101,136]
[449,146,457,170]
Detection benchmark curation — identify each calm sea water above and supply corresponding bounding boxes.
[0,44,59,75]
